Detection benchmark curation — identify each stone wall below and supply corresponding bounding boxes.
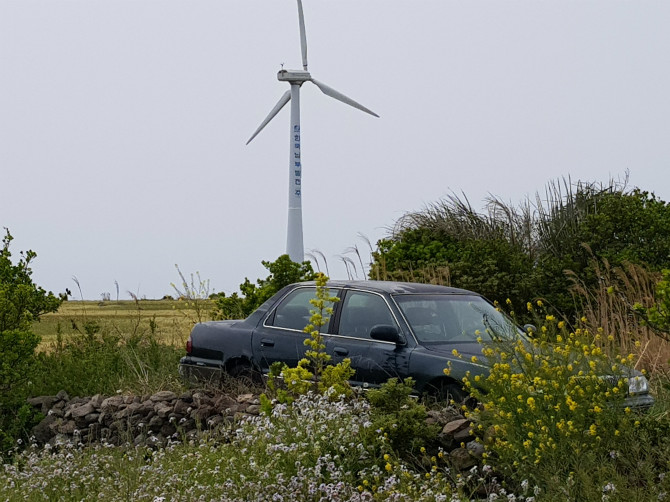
[27,389,262,448]
[27,390,484,471]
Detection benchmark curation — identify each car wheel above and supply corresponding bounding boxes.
[426,380,467,404]
[227,362,263,387]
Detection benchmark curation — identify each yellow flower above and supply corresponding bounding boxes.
[385,463,392,472]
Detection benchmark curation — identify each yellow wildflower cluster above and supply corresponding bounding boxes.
[461,308,643,477]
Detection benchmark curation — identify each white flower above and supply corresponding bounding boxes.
[602,483,616,494]
[521,479,529,493]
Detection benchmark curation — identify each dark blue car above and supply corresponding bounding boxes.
[179,280,654,407]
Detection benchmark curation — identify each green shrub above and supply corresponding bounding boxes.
[213,255,316,320]
[366,378,439,458]
[0,229,60,457]
[32,333,183,397]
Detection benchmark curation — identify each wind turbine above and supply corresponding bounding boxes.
[246,0,379,263]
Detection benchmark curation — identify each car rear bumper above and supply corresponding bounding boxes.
[179,356,223,383]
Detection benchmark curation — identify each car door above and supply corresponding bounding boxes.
[328,290,410,386]
[251,287,339,374]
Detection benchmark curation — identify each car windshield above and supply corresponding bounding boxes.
[393,294,523,344]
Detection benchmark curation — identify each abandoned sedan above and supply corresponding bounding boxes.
[179,280,654,406]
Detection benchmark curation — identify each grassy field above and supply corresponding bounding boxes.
[33,299,215,350]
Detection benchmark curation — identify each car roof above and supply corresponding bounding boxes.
[293,280,479,296]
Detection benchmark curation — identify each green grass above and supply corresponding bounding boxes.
[32,299,214,350]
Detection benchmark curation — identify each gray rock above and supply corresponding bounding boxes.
[154,402,173,418]
[191,405,215,422]
[442,418,470,436]
[453,427,474,443]
[466,440,485,458]
[101,396,125,413]
[71,403,96,419]
[160,423,176,437]
[117,402,141,419]
[193,392,214,407]
[449,447,477,471]
[89,394,105,409]
[150,391,177,402]
[245,404,261,415]
[57,420,76,435]
[173,400,190,416]
[31,414,59,444]
[148,415,163,430]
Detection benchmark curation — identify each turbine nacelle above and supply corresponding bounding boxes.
[278,69,312,84]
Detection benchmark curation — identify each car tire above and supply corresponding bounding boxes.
[426,380,467,404]
[227,362,262,387]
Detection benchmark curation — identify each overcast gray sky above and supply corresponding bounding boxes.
[1,0,669,300]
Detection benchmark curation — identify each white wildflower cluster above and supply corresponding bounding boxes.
[0,393,608,501]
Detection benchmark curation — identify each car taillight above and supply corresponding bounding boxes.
[186,336,192,354]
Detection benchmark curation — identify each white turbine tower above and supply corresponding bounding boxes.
[246,0,379,263]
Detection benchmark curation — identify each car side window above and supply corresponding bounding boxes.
[267,288,339,333]
[337,291,397,339]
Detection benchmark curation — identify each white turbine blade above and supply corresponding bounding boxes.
[246,90,292,145]
[311,79,379,118]
[297,0,308,70]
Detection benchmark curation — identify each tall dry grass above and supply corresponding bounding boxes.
[567,251,670,374]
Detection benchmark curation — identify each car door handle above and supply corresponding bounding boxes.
[260,339,275,347]
[333,347,349,356]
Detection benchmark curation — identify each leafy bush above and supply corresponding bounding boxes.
[213,254,316,320]
[0,229,60,457]
[372,181,670,322]
[366,378,439,458]
[635,268,670,336]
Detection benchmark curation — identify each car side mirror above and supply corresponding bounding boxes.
[370,324,402,344]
